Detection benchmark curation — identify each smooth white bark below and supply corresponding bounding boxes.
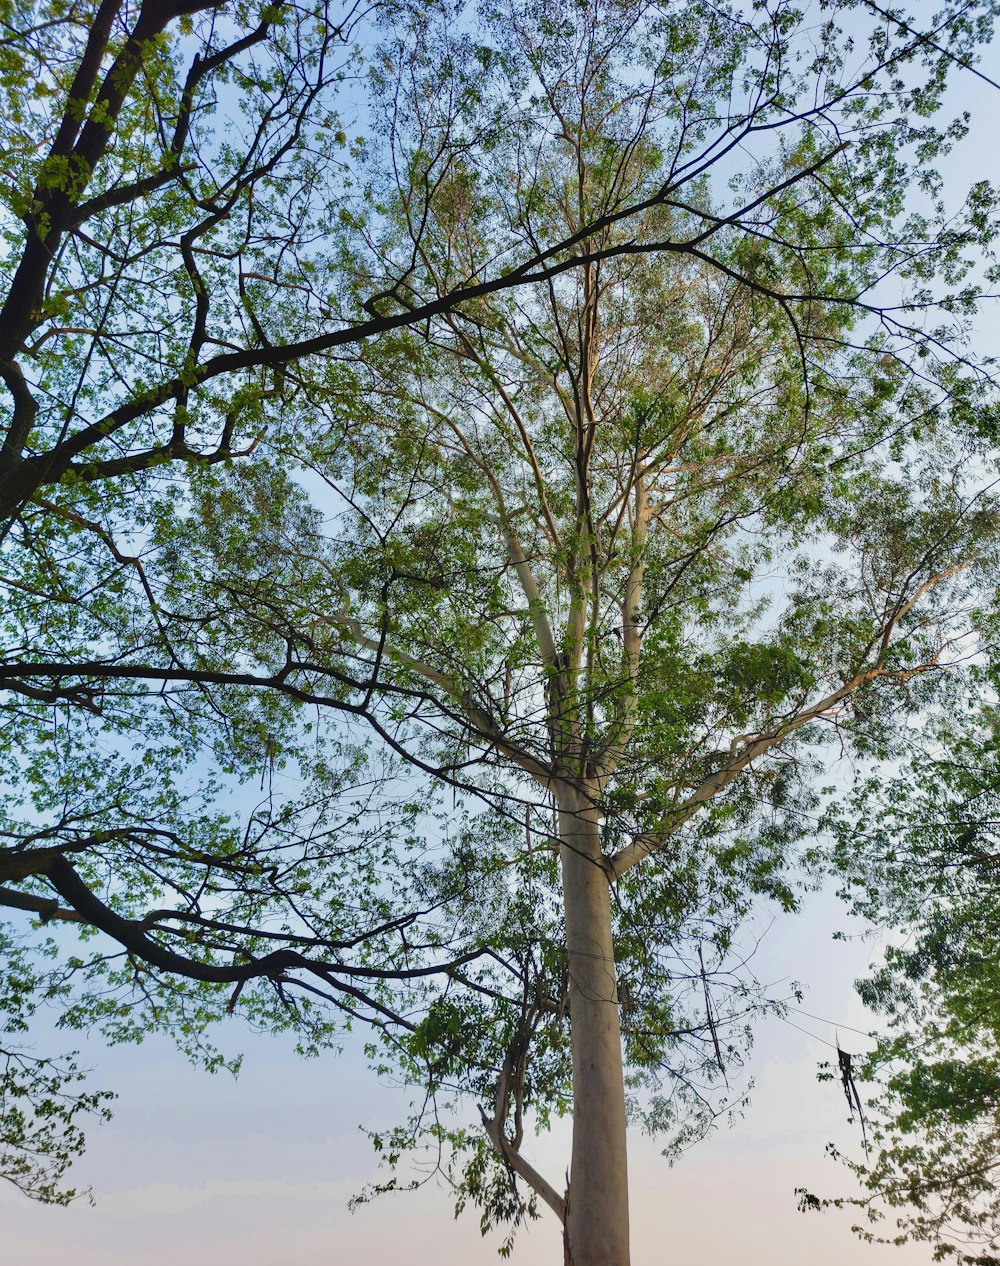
[558,782,630,1266]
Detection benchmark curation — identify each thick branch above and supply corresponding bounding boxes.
[479,1103,567,1222]
[606,664,936,879]
[0,886,85,923]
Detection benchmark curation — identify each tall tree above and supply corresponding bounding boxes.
[230,6,1000,1262]
[1,1,999,1262]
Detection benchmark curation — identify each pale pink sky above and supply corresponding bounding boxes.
[0,892,938,1266]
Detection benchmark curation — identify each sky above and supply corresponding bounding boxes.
[4,9,1000,1266]
[0,888,939,1266]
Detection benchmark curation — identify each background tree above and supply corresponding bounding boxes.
[2,1,1000,1263]
[802,645,1000,1266]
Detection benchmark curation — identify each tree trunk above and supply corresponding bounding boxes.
[558,781,630,1266]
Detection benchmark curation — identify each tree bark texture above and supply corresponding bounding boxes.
[559,782,630,1266]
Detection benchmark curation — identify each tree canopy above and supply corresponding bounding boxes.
[2,1,1000,1262]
